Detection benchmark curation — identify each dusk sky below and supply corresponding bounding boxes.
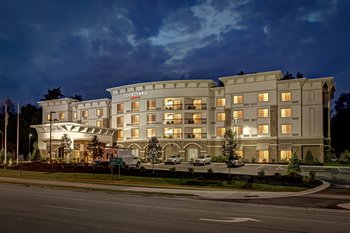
[0,0,349,105]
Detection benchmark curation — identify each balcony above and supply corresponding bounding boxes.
[163,104,183,110]
[185,133,207,139]
[185,104,207,110]
[164,118,182,124]
[116,123,123,127]
[147,121,156,125]
[163,133,182,139]
[185,118,207,124]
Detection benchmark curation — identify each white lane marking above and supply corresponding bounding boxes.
[256,165,263,170]
[40,204,89,212]
[337,168,342,173]
[200,217,262,223]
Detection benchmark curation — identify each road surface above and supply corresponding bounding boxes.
[0,183,349,233]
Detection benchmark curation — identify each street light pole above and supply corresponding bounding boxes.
[49,111,56,163]
[0,130,3,150]
[28,133,33,158]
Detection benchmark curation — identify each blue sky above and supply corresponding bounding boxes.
[0,0,349,104]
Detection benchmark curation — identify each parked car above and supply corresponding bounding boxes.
[115,150,141,169]
[164,155,181,165]
[227,157,245,167]
[193,154,211,166]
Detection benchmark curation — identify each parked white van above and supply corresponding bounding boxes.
[115,150,141,168]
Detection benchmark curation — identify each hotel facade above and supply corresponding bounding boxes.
[32,70,335,163]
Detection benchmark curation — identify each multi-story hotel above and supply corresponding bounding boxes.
[32,70,335,163]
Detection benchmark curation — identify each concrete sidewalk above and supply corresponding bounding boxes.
[0,176,330,200]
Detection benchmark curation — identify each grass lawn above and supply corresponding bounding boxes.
[0,168,307,192]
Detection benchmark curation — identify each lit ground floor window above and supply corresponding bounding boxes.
[280,150,292,162]
[258,150,269,162]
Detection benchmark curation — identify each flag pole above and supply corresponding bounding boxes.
[4,104,8,164]
[16,102,20,165]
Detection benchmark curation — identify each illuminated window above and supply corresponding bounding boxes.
[82,110,89,118]
[131,128,139,139]
[280,150,292,161]
[147,114,156,124]
[47,114,51,121]
[217,98,225,107]
[96,109,103,117]
[258,108,269,118]
[237,150,243,158]
[147,128,156,138]
[117,130,123,140]
[147,100,156,110]
[233,110,243,119]
[258,150,269,162]
[233,126,243,135]
[116,116,124,127]
[281,92,292,102]
[59,112,65,120]
[258,93,269,102]
[281,124,292,134]
[258,125,269,134]
[73,112,77,120]
[217,112,225,122]
[164,98,182,110]
[281,108,292,118]
[193,114,202,124]
[117,103,124,113]
[131,102,139,112]
[173,99,182,110]
[131,115,139,126]
[233,95,243,104]
[216,127,225,137]
[96,120,103,127]
[193,128,202,139]
[193,99,202,109]
[164,128,182,139]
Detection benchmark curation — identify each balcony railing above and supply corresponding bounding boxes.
[185,133,207,139]
[185,104,207,110]
[116,123,123,127]
[163,104,183,110]
[185,118,207,124]
[164,119,183,124]
[147,121,156,125]
[163,133,182,139]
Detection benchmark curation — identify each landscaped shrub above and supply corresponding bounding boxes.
[188,167,194,175]
[309,171,316,181]
[274,172,282,180]
[303,176,310,186]
[257,169,265,178]
[287,153,301,177]
[169,167,176,174]
[211,155,228,163]
[305,150,314,164]
[207,168,214,175]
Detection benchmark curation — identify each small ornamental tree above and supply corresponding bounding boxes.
[146,136,162,174]
[222,128,238,179]
[304,150,314,164]
[31,141,41,161]
[287,153,301,177]
[87,135,104,161]
[60,133,72,162]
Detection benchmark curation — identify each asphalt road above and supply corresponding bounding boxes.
[0,183,349,233]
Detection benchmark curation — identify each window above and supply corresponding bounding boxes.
[280,150,292,162]
[281,108,292,118]
[147,114,156,124]
[117,103,124,113]
[59,112,65,120]
[147,100,156,110]
[117,130,123,140]
[258,108,269,118]
[193,99,202,109]
[173,99,182,110]
[131,102,139,112]
[258,150,269,162]
[73,112,77,120]
[96,120,103,127]
[164,128,182,139]
[193,114,202,124]
[217,98,225,107]
[258,125,269,134]
[131,128,139,139]
[233,95,243,104]
[258,93,269,102]
[116,116,124,127]
[281,124,292,134]
[233,126,243,135]
[131,115,139,126]
[232,110,243,119]
[216,127,225,137]
[147,128,156,138]
[237,150,244,158]
[82,110,89,118]
[96,109,103,117]
[216,112,225,122]
[193,128,202,139]
[281,92,291,102]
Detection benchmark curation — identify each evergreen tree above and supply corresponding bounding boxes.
[222,129,237,162]
[287,153,301,177]
[30,141,41,161]
[60,133,72,162]
[42,87,65,100]
[87,135,104,160]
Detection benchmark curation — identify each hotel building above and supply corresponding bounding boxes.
[32,70,335,163]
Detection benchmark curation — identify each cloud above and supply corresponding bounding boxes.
[149,0,248,63]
